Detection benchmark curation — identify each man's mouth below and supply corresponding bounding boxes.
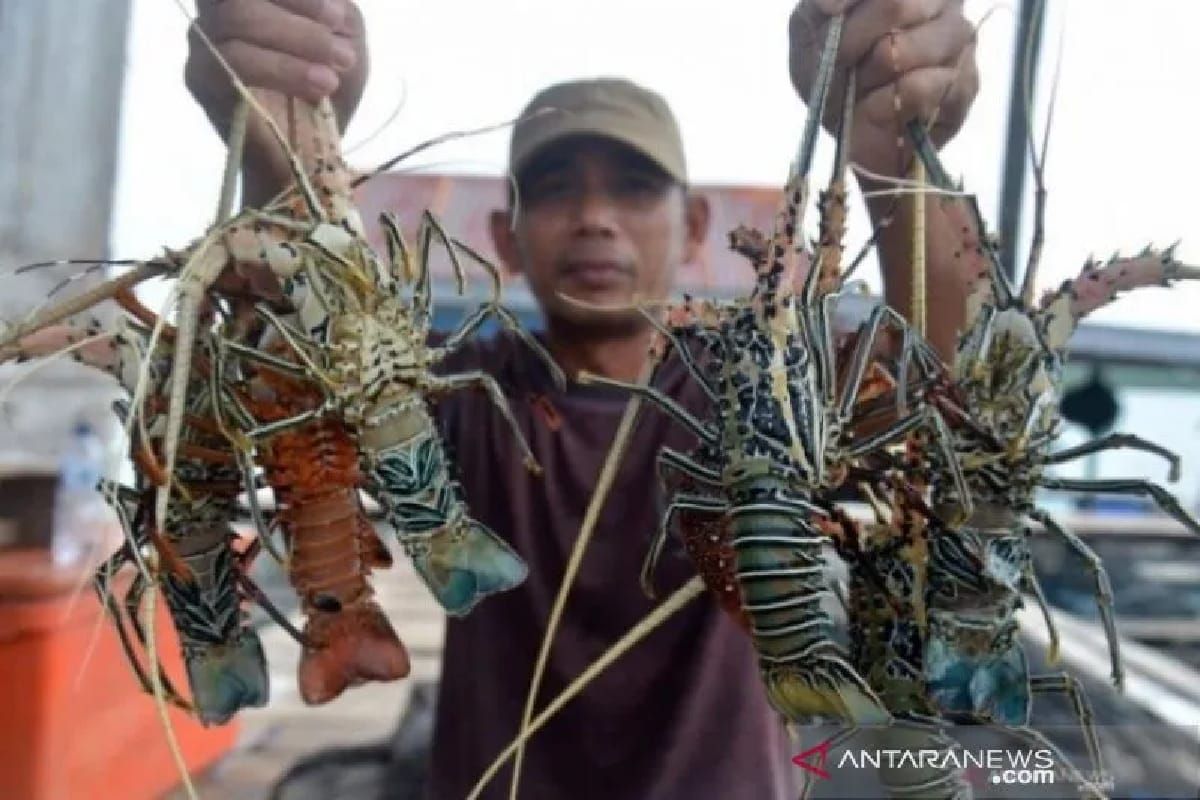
[560,260,634,289]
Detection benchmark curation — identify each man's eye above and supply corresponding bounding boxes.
[617,172,665,196]
[526,175,571,200]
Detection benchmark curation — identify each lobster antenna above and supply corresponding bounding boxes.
[840,5,1008,288]
[173,0,324,219]
[143,572,199,800]
[810,69,857,299]
[795,13,846,304]
[473,576,706,800]
[906,120,1017,305]
[509,357,656,799]
[351,110,554,188]
[797,14,845,181]
[215,98,249,222]
[1019,0,1064,305]
[343,76,409,156]
[911,152,927,336]
[902,27,929,338]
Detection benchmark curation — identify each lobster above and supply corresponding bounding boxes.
[905,116,1200,725]
[8,294,276,725]
[231,341,410,705]
[804,113,1200,798]
[212,94,565,617]
[576,15,970,726]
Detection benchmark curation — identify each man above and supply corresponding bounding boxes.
[186,1,979,797]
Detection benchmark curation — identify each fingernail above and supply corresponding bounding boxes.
[307,64,339,95]
[322,0,348,28]
[331,38,356,71]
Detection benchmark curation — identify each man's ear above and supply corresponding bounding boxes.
[489,210,522,277]
[683,192,711,264]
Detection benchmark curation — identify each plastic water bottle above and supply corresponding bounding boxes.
[52,420,108,567]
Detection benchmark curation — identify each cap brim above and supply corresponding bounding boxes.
[511,115,687,184]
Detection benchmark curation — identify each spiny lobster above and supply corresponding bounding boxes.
[577,15,969,726]
[227,339,410,705]
[906,118,1200,732]
[10,296,275,725]
[214,96,566,617]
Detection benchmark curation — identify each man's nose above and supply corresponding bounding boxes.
[570,188,619,236]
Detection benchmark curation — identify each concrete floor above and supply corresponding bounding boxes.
[168,556,446,800]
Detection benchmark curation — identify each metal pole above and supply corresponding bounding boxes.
[997,0,1046,283]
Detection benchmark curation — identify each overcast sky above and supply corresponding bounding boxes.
[112,0,1200,331]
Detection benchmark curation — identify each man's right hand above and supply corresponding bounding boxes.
[184,0,368,200]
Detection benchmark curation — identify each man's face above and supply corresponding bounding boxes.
[490,135,707,334]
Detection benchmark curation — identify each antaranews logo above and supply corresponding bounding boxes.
[790,739,833,780]
[792,739,1063,787]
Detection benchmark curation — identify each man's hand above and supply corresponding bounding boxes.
[184,0,368,201]
[789,0,978,177]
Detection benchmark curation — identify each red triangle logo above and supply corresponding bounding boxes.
[791,739,832,780]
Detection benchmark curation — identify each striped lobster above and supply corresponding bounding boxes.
[214,95,565,618]
[8,295,275,725]
[807,115,1200,797]
[578,15,968,726]
[906,118,1200,733]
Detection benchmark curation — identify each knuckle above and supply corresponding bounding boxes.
[866,34,900,77]
[879,0,909,26]
[342,2,365,35]
[954,14,976,47]
[309,27,341,62]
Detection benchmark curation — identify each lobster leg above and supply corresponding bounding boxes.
[659,446,722,486]
[1038,476,1200,536]
[491,304,566,389]
[433,303,492,352]
[836,302,926,423]
[234,571,308,646]
[1003,723,1108,799]
[843,404,971,522]
[430,370,541,473]
[1027,509,1120,689]
[641,493,728,599]
[1029,673,1108,794]
[1041,433,1181,481]
[635,310,719,402]
[575,371,721,446]
[433,235,567,389]
[121,568,193,709]
[93,545,176,705]
[1021,550,1062,665]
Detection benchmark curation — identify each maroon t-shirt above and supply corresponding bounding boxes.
[425,330,799,799]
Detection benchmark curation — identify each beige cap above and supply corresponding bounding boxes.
[509,78,687,184]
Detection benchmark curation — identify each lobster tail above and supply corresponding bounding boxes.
[369,426,527,617]
[258,390,410,704]
[298,601,410,705]
[411,517,529,617]
[184,631,270,726]
[731,502,888,725]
